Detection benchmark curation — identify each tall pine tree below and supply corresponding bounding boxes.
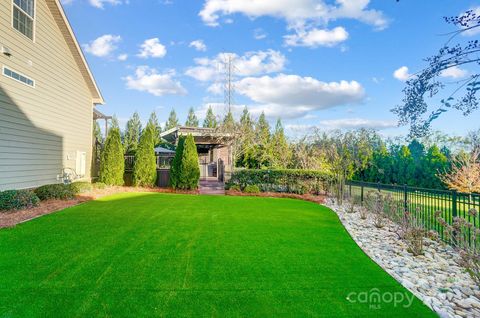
[203,105,218,128]
[165,109,179,130]
[124,112,142,154]
[185,107,199,127]
[147,111,162,146]
[270,119,291,169]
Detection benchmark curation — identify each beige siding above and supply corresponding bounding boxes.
[0,0,94,190]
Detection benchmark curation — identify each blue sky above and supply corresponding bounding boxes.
[62,0,480,137]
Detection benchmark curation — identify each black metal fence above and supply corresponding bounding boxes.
[345,180,480,241]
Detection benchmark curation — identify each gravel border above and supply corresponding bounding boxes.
[325,199,480,318]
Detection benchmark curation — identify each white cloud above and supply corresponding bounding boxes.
[461,7,480,36]
[284,26,348,47]
[138,38,167,58]
[185,50,287,82]
[189,40,207,51]
[83,34,121,57]
[199,0,388,30]
[89,0,123,9]
[393,66,413,82]
[440,66,468,79]
[234,74,365,118]
[253,28,267,40]
[117,53,128,61]
[124,66,187,96]
[286,118,397,131]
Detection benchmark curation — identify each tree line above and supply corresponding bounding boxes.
[94,106,480,191]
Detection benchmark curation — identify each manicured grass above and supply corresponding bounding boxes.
[0,193,435,317]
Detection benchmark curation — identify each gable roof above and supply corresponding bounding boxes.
[45,0,105,104]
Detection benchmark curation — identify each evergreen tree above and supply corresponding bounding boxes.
[185,107,199,127]
[110,115,120,131]
[124,112,142,154]
[177,134,200,190]
[169,136,185,189]
[99,128,124,185]
[251,112,272,168]
[237,107,255,167]
[132,125,157,187]
[423,145,448,188]
[222,110,235,130]
[148,111,162,146]
[270,119,291,169]
[203,105,218,128]
[165,109,179,130]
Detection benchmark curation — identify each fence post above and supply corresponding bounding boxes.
[403,184,408,212]
[360,184,364,205]
[452,190,458,218]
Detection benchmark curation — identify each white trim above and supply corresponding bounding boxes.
[2,65,36,88]
[11,0,36,42]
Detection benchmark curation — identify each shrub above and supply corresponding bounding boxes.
[99,128,124,186]
[226,169,332,195]
[69,182,93,194]
[133,125,157,187]
[244,185,260,194]
[0,190,40,211]
[34,184,75,201]
[93,182,107,190]
[229,184,241,192]
[177,134,200,190]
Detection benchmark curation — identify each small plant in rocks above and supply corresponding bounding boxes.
[402,208,427,256]
[344,197,355,213]
[364,191,392,228]
[437,209,480,286]
[359,206,368,220]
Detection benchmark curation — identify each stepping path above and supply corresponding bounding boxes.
[199,179,225,195]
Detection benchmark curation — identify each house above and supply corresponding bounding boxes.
[0,0,104,190]
[160,126,234,183]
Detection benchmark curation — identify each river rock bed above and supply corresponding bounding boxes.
[325,199,480,318]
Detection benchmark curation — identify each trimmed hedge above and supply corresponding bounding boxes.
[34,184,75,201]
[226,169,332,195]
[0,190,40,211]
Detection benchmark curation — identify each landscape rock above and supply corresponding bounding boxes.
[325,198,478,318]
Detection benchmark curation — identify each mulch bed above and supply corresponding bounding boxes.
[225,190,326,204]
[0,186,199,229]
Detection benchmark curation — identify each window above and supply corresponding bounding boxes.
[3,66,35,87]
[12,0,35,40]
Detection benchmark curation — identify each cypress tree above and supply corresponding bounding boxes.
[185,107,199,127]
[177,134,200,190]
[132,125,157,187]
[203,105,218,128]
[169,136,186,189]
[99,128,124,185]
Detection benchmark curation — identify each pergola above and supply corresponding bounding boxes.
[93,108,112,138]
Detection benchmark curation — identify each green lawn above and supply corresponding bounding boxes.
[0,193,435,317]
